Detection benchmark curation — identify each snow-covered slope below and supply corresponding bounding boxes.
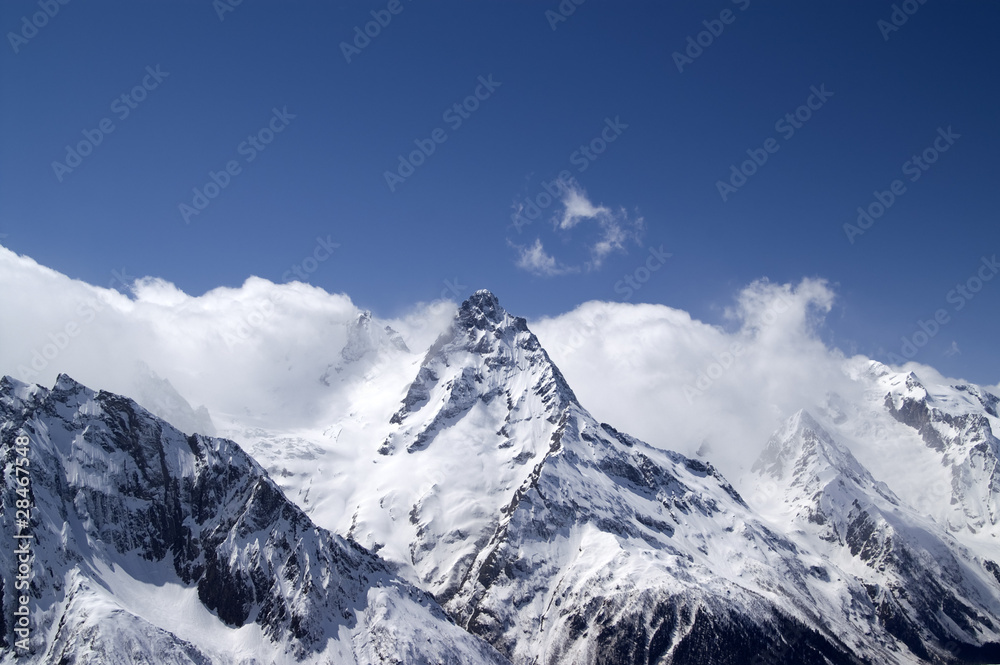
[0,374,509,665]
[320,292,919,664]
[218,307,422,519]
[13,289,999,665]
[226,290,1000,664]
[752,409,1000,663]
[876,366,1000,542]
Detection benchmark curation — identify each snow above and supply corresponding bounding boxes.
[5,292,1000,664]
[0,373,511,665]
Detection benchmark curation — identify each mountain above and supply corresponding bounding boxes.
[125,360,217,436]
[0,374,509,665]
[321,310,411,385]
[875,366,1000,543]
[322,291,916,664]
[7,290,1000,665]
[752,409,1000,663]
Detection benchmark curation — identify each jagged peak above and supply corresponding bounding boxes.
[754,409,854,479]
[863,359,892,379]
[954,383,1000,417]
[457,289,526,334]
[383,324,410,353]
[904,370,927,391]
[340,309,410,363]
[781,409,838,453]
[1,374,26,391]
[460,289,502,319]
[53,373,88,393]
[386,290,578,437]
[789,408,821,431]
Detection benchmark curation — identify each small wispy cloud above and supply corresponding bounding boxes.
[507,181,643,274]
[512,238,578,277]
[553,184,643,270]
[557,187,611,230]
[590,206,647,270]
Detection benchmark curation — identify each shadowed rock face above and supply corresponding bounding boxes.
[880,371,1000,537]
[753,408,1000,665]
[0,374,510,665]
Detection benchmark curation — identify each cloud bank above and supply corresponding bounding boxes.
[531,278,865,478]
[2,245,986,487]
[0,245,452,432]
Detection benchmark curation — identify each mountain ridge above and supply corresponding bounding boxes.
[4,290,1000,664]
[0,373,510,665]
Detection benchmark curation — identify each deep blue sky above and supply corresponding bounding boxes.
[2,1,998,383]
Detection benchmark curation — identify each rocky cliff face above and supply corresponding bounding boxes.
[7,291,1000,665]
[0,374,508,665]
[358,292,900,664]
[878,370,1000,540]
[753,409,1000,663]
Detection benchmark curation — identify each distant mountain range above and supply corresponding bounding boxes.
[3,290,999,664]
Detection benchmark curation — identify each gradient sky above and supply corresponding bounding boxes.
[1,1,998,384]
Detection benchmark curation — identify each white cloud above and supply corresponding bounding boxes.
[512,238,577,277]
[5,245,990,505]
[557,187,610,230]
[552,184,643,270]
[508,184,643,274]
[530,278,860,481]
[587,207,644,270]
[0,245,451,432]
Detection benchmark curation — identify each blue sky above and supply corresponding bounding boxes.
[2,1,998,383]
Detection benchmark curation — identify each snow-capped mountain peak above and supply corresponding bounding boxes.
[25,290,1000,664]
[340,309,410,364]
[381,290,577,453]
[341,295,924,664]
[753,409,867,484]
[458,289,509,329]
[873,367,1000,539]
[750,408,1000,664]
